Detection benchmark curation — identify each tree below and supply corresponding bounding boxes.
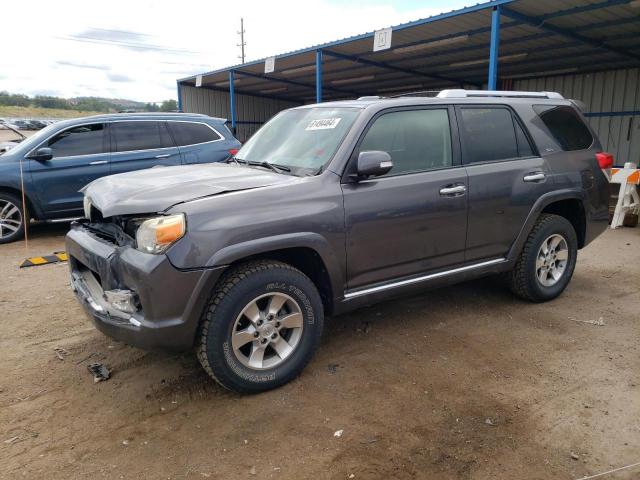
[160,99,178,112]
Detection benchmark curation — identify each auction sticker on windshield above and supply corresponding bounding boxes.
[306,118,342,130]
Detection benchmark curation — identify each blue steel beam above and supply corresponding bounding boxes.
[322,49,479,87]
[501,6,640,62]
[229,70,236,131]
[316,49,323,103]
[176,81,182,112]
[488,6,501,89]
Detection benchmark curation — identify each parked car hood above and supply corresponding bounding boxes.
[84,163,296,217]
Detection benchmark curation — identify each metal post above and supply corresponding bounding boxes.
[316,49,323,103]
[229,70,236,133]
[176,82,182,112]
[488,5,501,90]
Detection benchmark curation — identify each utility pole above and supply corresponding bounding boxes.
[237,18,246,64]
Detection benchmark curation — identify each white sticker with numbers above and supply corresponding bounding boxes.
[305,118,342,130]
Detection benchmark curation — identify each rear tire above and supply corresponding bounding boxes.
[0,192,26,244]
[197,260,324,393]
[508,214,578,302]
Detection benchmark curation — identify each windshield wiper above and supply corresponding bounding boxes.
[247,160,291,173]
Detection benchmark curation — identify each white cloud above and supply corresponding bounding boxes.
[0,0,471,102]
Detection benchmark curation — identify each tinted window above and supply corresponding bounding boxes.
[46,124,105,157]
[359,109,452,176]
[459,108,519,163]
[112,121,173,152]
[534,105,593,151]
[168,122,221,146]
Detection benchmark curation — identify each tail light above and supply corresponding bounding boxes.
[228,148,239,156]
[596,152,614,169]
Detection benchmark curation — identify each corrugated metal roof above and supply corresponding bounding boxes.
[178,0,640,102]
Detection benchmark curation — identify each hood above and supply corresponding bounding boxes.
[0,141,19,154]
[85,163,295,217]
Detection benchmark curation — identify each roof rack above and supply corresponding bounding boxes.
[436,89,564,99]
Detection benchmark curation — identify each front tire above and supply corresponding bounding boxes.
[0,192,26,244]
[197,260,324,393]
[508,214,578,302]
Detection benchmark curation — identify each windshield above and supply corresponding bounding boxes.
[236,107,361,175]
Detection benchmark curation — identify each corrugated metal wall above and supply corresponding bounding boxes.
[514,68,640,165]
[180,85,300,142]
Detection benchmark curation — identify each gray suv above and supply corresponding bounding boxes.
[66,90,611,393]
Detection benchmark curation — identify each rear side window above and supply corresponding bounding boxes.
[46,123,106,158]
[534,105,593,151]
[459,107,535,164]
[359,109,452,176]
[111,121,173,152]
[168,122,222,146]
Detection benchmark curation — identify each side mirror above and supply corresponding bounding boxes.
[30,147,53,161]
[355,150,393,180]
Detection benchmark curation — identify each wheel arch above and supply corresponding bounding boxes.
[0,185,38,219]
[204,233,344,316]
[508,190,587,262]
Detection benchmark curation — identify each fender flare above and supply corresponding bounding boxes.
[205,232,345,301]
[507,189,586,262]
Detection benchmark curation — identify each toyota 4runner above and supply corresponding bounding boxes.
[66,90,611,393]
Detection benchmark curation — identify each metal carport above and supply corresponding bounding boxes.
[177,0,640,162]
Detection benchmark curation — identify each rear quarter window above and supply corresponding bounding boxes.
[168,122,222,146]
[533,105,593,151]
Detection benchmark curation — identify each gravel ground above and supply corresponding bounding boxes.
[0,224,639,480]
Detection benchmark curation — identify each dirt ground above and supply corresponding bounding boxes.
[1,224,639,480]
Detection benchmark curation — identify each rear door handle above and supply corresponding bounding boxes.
[523,172,546,182]
[155,153,172,159]
[89,160,108,165]
[439,185,467,196]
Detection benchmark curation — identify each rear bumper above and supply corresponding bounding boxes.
[66,223,224,351]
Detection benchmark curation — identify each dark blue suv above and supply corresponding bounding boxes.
[0,113,240,243]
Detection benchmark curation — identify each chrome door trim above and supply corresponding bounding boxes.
[343,258,507,299]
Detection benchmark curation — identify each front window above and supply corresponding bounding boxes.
[46,123,106,158]
[236,107,361,175]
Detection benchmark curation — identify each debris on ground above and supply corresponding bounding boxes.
[4,436,20,444]
[569,317,606,326]
[327,363,340,374]
[571,452,580,460]
[360,437,378,444]
[334,429,344,438]
[53,347,69,361]
[249,466,257,476]
[87,363,110,383]
[485,418,496,426]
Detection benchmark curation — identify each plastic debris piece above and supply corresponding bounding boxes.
[87,363,110,383]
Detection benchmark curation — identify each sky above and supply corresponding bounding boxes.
[0,0,472,103]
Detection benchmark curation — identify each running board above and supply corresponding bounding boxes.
[343,258,507,300]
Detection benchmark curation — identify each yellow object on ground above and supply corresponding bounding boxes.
[20,252,68,268]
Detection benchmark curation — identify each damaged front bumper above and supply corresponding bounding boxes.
[66,222,224,351]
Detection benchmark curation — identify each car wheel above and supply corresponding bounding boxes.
[197,260,324,393]
[0,192,26,244]
[508,213,578,302]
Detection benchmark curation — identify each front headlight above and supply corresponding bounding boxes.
[135,214,186,254]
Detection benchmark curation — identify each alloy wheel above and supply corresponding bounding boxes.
[536,234,569,287]
[0,199,22,239]
[231,292,304,370]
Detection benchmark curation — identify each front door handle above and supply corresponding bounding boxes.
[523,172,546,182]
[155,153,172,159]
[439,185,467,196]
[89,160,108,166]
